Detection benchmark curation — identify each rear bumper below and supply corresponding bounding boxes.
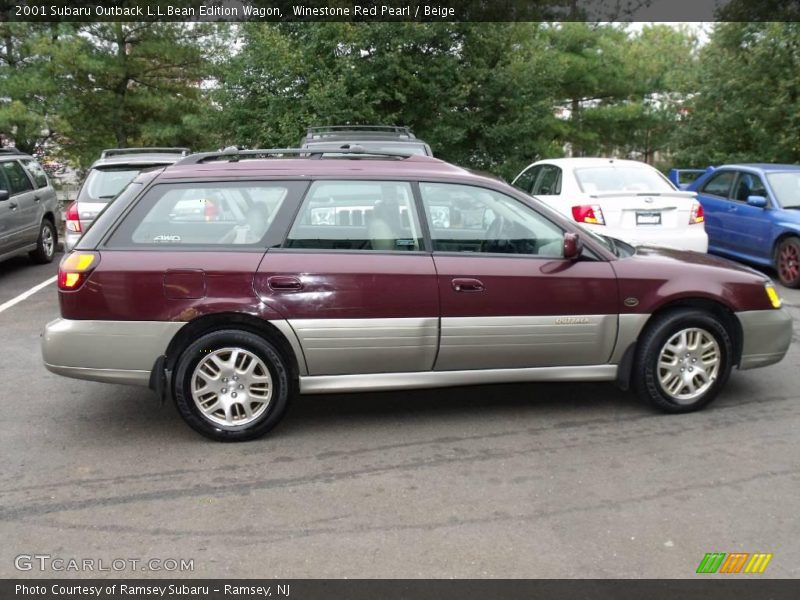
[64,230,81,252]
[583,224,708,253]
[41,318,185,386]
[736,309,793,370]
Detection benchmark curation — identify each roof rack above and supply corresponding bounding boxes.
[306,125,416,140]
[176,146,414,166]
[100,147,191,159]
[0,147,23,155]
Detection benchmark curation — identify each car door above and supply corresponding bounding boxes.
[257,179,439,376]
[0,167,13,255]
[724,171,774,261]
[419,181,619,371]
[0,160,37,252]
[695,170,736,252]
[20,158,54,241]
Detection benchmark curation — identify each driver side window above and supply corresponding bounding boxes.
[420,182,565,257]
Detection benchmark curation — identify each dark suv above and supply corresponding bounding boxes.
[301,125,433,156]
[65,147,190,250]
[0,147,60,264]
[42,148,791,441]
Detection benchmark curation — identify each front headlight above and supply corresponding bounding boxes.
[765,283,782,309]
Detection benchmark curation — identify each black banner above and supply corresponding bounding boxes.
[1,0,799,23]
[3,580,800,600]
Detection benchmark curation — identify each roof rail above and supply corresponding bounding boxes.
[0,147,23,155]
[306,125,415,140]
[100,147,191,159]
[175,146,415,166]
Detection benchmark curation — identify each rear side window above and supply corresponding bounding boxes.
[20,159,49,189]
[701,171,735,197]
[108,182,297,248]
[532,165,562,195]
[1,161,34,195]
[285,181,423,251]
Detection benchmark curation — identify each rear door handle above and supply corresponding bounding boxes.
[452,278,485,292]
[8,202,18,210]
[267,276,303,291]
[33,195,41,203]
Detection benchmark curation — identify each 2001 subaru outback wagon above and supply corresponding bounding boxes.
[42,148,792,441]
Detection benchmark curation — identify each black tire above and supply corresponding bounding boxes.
[775,237,800,288]
[173,329,293,442]
[633,309,733,413]
[29,218,56,264]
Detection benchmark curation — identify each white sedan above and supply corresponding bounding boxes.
[512,158,708,253]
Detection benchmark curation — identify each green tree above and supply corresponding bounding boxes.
[53,22,225,167]
[214,23,561,180]
[0,23,67,153]
[675,22,800,166]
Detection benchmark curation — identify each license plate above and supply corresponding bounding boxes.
[636,211,661,225]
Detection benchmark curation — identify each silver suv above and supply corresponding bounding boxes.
[65,147,190,250]
[0,148,60,264]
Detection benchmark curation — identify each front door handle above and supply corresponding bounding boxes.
[727,205,738,212]
[452,278,485,292]
[268,276,303,291]
[8,202,18,210]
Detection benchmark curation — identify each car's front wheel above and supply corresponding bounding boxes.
[173,330,292,441]
[633,309,733,413]
[776,237,800,288]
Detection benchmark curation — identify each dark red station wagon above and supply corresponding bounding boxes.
[42,148,792,441]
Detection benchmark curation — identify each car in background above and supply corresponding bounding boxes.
[512,158,708,253]
[42,148,790,441]
[668,168,711,190]
[301,125,433,156]
[65,147,190,250]
[688,163,800,288]
[0,147,60,264]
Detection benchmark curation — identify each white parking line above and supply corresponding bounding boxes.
[0,275,58,314]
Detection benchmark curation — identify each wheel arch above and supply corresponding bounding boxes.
[773,230,800,259]
[617,297,742,390]
[163,312,304,382]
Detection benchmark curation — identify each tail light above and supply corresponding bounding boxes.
[58,251,100,291]
[204,199,219,222]
[690,200,705,224]
[65,201,81,233]
[572,204,605,225]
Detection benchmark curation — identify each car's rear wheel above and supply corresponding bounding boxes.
[29,219,56,264]
[776,237,800,288]
[173,330,292,442]
[633,309,733,413]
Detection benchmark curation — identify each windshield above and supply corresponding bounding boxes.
[305,142,429,156]
[575,166,674,193]
[78,167,149,202]
[766,172,800,208]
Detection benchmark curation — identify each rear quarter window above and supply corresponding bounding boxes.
[106,181,306,249]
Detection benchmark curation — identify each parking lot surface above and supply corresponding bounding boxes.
[1,253,799,578]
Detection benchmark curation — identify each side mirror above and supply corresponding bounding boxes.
[747,195,768,208]
[0,190,9,201]
[563,232,583,260]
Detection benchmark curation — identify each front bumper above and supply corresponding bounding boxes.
[736,308,793,370]
[42,318,185,386]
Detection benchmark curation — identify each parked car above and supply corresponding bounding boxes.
[668,168,711,190]
[688,164,800,288]
[42,148,790,441]
[512,158,708,253]
[0,147,60,264]
[301,125,433,156]
[65,147,190,250]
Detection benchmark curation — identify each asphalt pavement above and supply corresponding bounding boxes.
[1,253,798,578]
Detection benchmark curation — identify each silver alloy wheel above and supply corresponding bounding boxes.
[657,327,721,404]
[41,224,54,258]
[191,347,273,427]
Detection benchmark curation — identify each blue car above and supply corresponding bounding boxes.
[689,164,800,287]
